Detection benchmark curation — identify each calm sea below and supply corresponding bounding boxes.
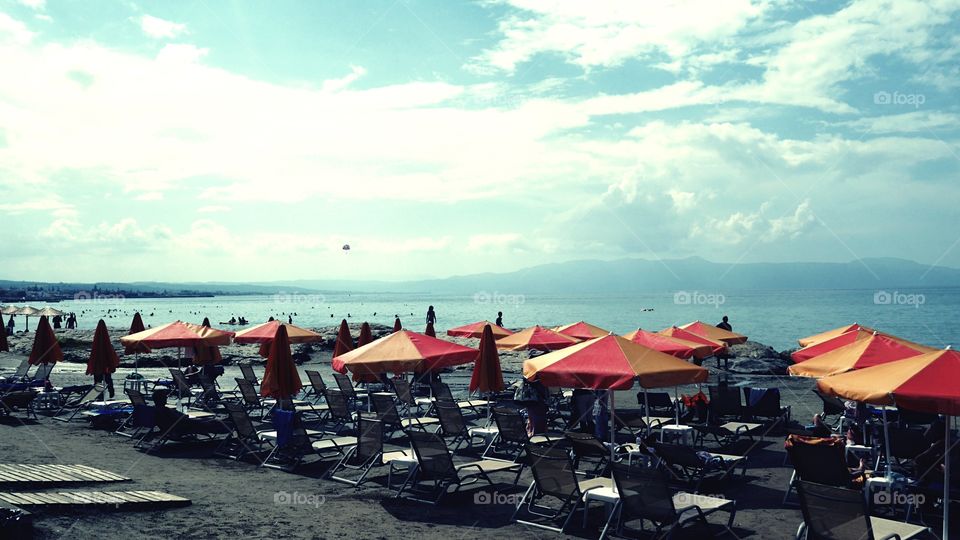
[29,288,960,352]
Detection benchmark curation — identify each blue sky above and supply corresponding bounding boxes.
[0,0,958,282]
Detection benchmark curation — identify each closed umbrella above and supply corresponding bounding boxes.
[333,319,354,358]
[798,323,872,348]
[357,322,373,347]
[0,319,7,353]
[425,322,436,338]
[393,317,402,332]
[28,315,62,366]
[447,320,513,339]
[201,317,211,327]
[623,328,714,360]
[124,313,151,355]
[260,324,303,402]
[470,324,504,394]
[788,332,936,378]
[495,325,579,352]
[86,319,119,376]
[553,321,610,341]
[332,330,478,378]
[679,320,748,345]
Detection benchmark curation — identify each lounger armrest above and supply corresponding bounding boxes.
[674,504,709,522]
[877,535,902,540]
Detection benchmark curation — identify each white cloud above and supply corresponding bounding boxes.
[0,12,34,44]
[197,205,230,214]
[667,190,696,213]
[156,43,208,64]
[138,15,187,39]
[838,111,960,134]
[17,0,44,10]
[135,191,163,201]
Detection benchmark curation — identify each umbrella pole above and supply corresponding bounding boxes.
[644,389,650,437]
[609,390,616,465]
[945,415,951,540]
[674,386,679,425]
[882,408,892,480]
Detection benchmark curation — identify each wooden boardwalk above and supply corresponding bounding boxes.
[0,464,130,488]
[0,490,191,510]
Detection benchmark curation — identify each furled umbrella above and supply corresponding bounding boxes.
[447,320,514,339]
[623,328,714,360]
[798,323,872,348]
[788,332,936,378]
[524,334,709,462]
[818,348,960,540]
[124,313,150,354]
[553,321,610,341]
[659,326,726,356]
[424,322,436,338]
[333,319,354,358]
[28,315,62,366]
[260,324,303,403]
[86,319,120,379]
[357,322,373,347]
[393,317,402,332]
[495,325,579,352]
[332,330,478,379]
[201,317,211,327]
[679,320,748,345]
[0,319,7,353]
[470,324,505,394]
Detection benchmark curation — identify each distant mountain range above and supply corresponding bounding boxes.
[2,257,957,298]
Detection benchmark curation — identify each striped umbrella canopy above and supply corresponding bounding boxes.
[260,324,303,400]
[679,320,748,345]
[86,319,119,376]
[791,328,924,363]
[120,320,234,349]
[332,330,478,377]
[496,325,579,352]
[623,328,714,360]
[659,326,726,356]
[28,316,62,365]
[553,321,610,340]
[233,320,322,344]
[523,334,708,391]
[0,306,18,315]
[798,323,872,348]
[333,319,354,358]
[447,320,513,339]
[788,332,936,378]
[470,324,504,394]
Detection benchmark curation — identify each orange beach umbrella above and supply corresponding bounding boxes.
[470,324,504,394]
[798,323,872,348]
[28,316,62,365]
[623,328,714,360]
[553,321,610,341]
[447,320,513,339]
[679,321,747,345]
[86,319,120,376]
[659,326,726,355]
[121,320,234,349]
[788,332,936,378]
[260,324,303,400]
[496,325,579,352]
[234,320,323,344]
[332,330,478,378]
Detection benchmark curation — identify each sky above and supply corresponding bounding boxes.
[0,0,958,283]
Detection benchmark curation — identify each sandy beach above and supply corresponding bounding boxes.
[0,327,945,540]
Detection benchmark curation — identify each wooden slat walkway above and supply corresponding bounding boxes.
[0,464,130,488]
[0,490,190,510]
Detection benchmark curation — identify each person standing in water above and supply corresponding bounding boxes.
[716,315,732,331]
[495,311,503,327]
[426,305,437,325]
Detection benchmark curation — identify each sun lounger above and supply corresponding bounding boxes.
[429,381,488,416]
[565,431,612,477]
[795,480,928,540]
[370,392,439,438]
[483,406,563,461]
[0,391,37,420]
[434,399,488,451]
[328,417,412,487]
[692,421,762,449]
[783,434,866,505]
[653,442,747,492]
[52,383,126,422]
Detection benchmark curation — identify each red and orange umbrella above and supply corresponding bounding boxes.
[623,328,714,360]
[523,334,708,391]
[234,320,323,344]
[260,324,303,400]
[124,313,150,355]
[659,326,726,356]
[28,316,62,366]
[447,320,513,339]
[470,324,504,394]
[121,320,234,349]
[357,322,373,347]
[679,321,747,345]
[788,332,936,378]
[332,330,478,378]
[425,322,436,338]
[496,325,579,352]
[86,319,119,376]
[790,328,922,363]
[333,319,354,358]
[553,321,610,341]
[798,323,872,348]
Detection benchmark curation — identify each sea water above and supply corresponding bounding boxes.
[31,287,960,352]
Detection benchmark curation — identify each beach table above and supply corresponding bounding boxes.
[259,428,323,441]
[720,421,763,439]
[660,424,695,445]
